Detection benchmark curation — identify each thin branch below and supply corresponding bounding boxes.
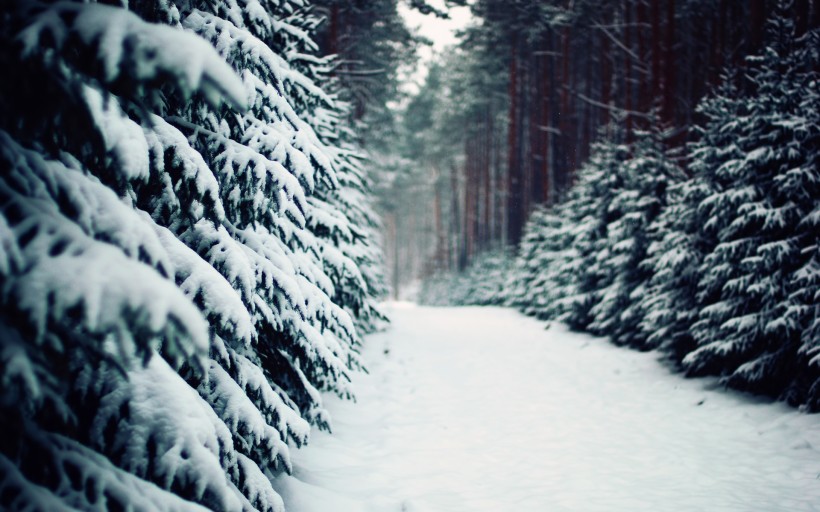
[575,92,651,120]
[537,124,562,135]
[591,22,652,29]
[592,23,641,62]
[334,68,387,76]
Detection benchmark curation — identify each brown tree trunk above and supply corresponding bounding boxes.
[329,4,339,56]
[541,39,552,204]
[464,135,477,261]
[450,163,463,271]
[558,24,573,192]
[664,0,676,126]
[651,0,662,104]
[601,33,612,126]
[624,0,634,139]
[434,170,447,272]
[507,39,523,245]
[529,51,541,208]
[388,213,399,300]
[637,0,650,117]
[582,30,593,165]
[483,107,492,248]
[749,0,765,55]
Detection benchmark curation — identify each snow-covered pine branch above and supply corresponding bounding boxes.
[1,0,387,509]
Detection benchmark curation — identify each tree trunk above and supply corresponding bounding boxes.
[507,38,523,245]
[624,0,634,139]
[651,0,662,105]
[483,107,492,248]
[388,213,399,300]
[664,0,676,125]
[748,0,765,55]
[558,24,573,193]
[450,163,465,271]
[541,38,552,204]
[434,169,447,272]
[637,0,650,117]
[601,32,612,126]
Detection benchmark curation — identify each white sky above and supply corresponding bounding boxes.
[397,0,474,94]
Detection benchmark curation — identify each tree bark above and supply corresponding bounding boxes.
[624,0,634,139]
[664,0,676,127]
[507,38,523,245]
[651,0,662,105]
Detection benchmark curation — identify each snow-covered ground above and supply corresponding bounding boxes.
[276,304,820,512]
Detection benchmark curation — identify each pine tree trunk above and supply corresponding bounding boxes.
[651,0,662,105]
[464,135,476,261]
[542,35,552,204]
[624,0,634,138]
[748,0,765,54]
[450,163,465,271]
[483,107,492,248]
[558,24,572,193]
[507,38,523,245]
[434,170,447,272]
[664,0,676,125]
[329,4,339,56]
[637,0,650,117]
[582,30,593,166]
[601,32,612,126]
[389,213,399,300]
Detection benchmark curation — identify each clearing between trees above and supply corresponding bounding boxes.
[278,304,820,512]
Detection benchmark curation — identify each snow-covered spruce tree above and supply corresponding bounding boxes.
[0,0,380,509]
[246,3,386,334]
[311,150,388,334]
[636,179,713,361]
[587,121,685,347]
[296,62,389,335]
[507,206,556,316]
[556,130,630,332]
[418,248,512,306]
[508,204,578,321]
[635,82,739,362]
[507,132,622,328]
[682,10,819,407]
[457,249,514,306]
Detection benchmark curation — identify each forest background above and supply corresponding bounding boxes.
[0,0,817,510]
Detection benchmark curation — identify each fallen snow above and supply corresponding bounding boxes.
[277,304,820,512]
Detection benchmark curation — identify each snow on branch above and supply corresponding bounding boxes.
[18,2,247,111]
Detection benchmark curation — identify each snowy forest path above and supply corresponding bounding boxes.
[276,305,820,512]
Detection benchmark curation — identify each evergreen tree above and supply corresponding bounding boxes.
[558,131,630,332]
[589,121,684,347]
[511,122,683,342]
[286,16,389,335]
[0,0,384,509]
[683,9,819,405]
[507,131,626,329]
[508,206,558,316]
[507,203,578,322]
[419,248,513,306]
[637,169,717,361]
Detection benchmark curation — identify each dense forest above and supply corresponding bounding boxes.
[397,0,817,275]
[0,0,414,509]
[411,1,819,411]
[0,0,818,510]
